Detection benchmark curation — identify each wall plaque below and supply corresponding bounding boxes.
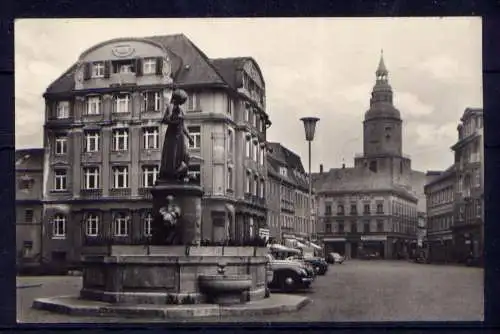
[112,44,135,58]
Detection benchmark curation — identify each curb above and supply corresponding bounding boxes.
[32,294,310,319]
[17,284,43,289]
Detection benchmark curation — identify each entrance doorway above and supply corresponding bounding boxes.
[351,242,359,258]
[362,241,385,258]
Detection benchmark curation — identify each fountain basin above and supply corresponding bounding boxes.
[198,274,252,305]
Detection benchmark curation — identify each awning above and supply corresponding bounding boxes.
[268,244,300,253]
[295,241,309,249]
[225,203,235,214]
[284,238,298,248]
[308,242,322,250]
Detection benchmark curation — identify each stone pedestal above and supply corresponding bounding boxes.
[79,245,268,305]
[150,182,203,245]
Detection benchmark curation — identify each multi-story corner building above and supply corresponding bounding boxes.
[41,34,270,264]
[424,166,456,263]
[15,149,45,263]
[266,142,315,243]
[451,107,483,262]
[314,53,428,260]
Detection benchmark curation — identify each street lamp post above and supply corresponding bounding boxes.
[300,117,320,242]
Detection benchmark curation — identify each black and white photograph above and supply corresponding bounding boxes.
[15,17,483,323]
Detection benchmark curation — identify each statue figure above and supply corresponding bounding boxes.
[153,195,184,245]
[158,89,194,183]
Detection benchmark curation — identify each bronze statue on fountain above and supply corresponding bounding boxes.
[158,89,195,183]
[150,89,203,246]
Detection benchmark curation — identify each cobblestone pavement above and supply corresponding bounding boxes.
[17,260,483,323]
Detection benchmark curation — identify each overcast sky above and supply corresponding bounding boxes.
[15,18,482,173]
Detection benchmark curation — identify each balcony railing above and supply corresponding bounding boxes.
[139,187,153,199]
[109,188,132,197]
[83,235,151,246]
[80,188,103,199]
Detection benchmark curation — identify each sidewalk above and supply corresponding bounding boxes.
[32,293,311,320]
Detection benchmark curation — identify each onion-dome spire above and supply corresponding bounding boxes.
[365,50,400,120]
[376,49,388,76]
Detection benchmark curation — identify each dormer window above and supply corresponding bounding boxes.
[91,62,105,78]
[279,167,287,177]
[142,58,157,75]
[112,60,135,74]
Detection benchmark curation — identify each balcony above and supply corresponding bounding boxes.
[109,188,132,198]
[81,151,102,164]
[139,187,153,199]
[110,150,131,162]
[51,154,70,165]
[109,72,137,87]
[80,189,103,199]
[469,153,481,164]
[46,117,73,129]
[140,149,161,162]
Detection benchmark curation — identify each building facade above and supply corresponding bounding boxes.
[15,149,45,263]
[451,107,483,262]
[266,142,315,243]
[424,166,456,263]
[41,35,270,264]
[314,53,426,260]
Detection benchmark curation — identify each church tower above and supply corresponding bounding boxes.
[363,50,402,157]
[354,51,411,180]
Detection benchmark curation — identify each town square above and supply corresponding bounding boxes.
[15,18,483,322]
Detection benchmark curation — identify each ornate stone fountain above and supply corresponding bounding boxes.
[77,89,268,306]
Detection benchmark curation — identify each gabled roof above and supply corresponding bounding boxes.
[148,34,227,86]
[15,148,44,171]
[425,164,456,188]
[211,57,265,90]
[460,107,483,122]
[267,142,308,189]
[45,34,231,95]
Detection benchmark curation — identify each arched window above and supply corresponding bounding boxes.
[85,213,99,237]
[113,213,129,237]
[52,214,66,239]
[144,212,153,237]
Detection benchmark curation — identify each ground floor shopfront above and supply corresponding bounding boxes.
[425,224,483,264]
[451,223,483,263]
[322,234,417,260]
[427,232,454,263]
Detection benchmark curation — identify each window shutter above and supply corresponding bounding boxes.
[83,62,91,80]
[82,134,87,152]
[104,61,111,78]
[136,58,143,76]
[147,92,155,111]
[155,57,163,75]
[140,93,146,112]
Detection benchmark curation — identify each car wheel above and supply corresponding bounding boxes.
[281,274,298,292]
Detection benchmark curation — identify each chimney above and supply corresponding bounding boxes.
[319,164,324,174]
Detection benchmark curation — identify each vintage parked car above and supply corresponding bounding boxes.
[326,252,345,264]
[360,251,380,260]
[287,256,328,275]
[267,254,315,292]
